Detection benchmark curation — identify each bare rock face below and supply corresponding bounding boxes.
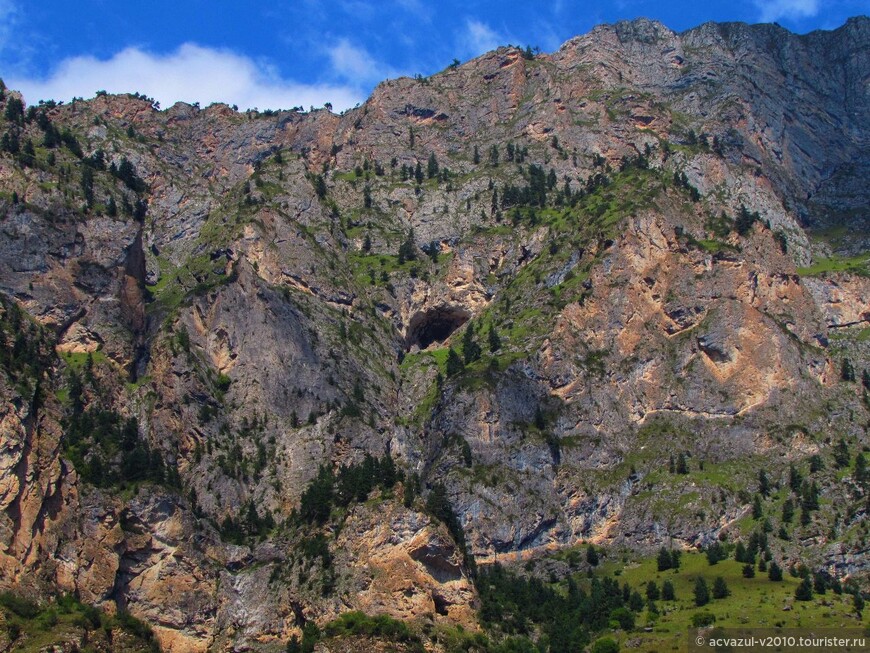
[0,399,72,587]
[554,208,826,421]
[0,15,868,652]
[0,204,144,369]
[335,497,477,627]
[802,273,870,328]
[40,480,220,652]
[0,308,75,596]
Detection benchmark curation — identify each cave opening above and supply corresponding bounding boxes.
[431,592,450,616]
[405,306,470,351]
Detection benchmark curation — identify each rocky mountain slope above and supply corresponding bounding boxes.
[0,15,868,652]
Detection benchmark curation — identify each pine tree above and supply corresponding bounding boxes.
[446,348,463,377]
[299,466,334,525]
[462,325,481,364]
[752,494,763,519]
[586,544,599,566]
[21,138,35,166]
[813,572,827,595]
[801,481,819,511]
[694,577,710,606]
[736,204,757,235]
[712,576,730,599]
[313,174,327,199]
[427,152,439,179]
[705,542,725,565]
[662,580,676,600]
[855,453,868,489]
[397,229,416,264]
[834,438,850,468]
[841,358,856,382]
[1,129,19,154]
[426,483,464,548]
[657,547,672,571]
[800,505,811,526]
[4,96,24,123]
[675,453,689,474]
[758,469,770,496]
[646,581,660,601]
[488,326,502,353]
[768,561,783,581]
[794,577,813,601]
[789,463,803,493]
[81,166,94,207]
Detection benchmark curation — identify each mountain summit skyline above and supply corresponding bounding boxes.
[4,2,867,111]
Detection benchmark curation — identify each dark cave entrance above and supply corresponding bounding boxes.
[405,306,470,351]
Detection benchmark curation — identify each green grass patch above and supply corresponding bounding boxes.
[58,350,109,370]
[347,252,414,285]
[323,611,422,646]
[332,170,361,182]
[0,593,159,653]
[585,551,864,652]
[796,253,870,277]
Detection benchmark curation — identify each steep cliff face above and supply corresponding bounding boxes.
[0,16,868,651]
[0,299,74,594]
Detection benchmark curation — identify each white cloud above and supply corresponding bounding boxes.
[461,19,505,58]
[754,0,819,22]
[8,43,365,112]
[327,39,384,83]
[0,0,17,51]
[393,0,429,19]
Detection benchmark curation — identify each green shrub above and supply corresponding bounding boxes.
[0,592,39,619]
[591,637,620,653]
[692,611,716,627]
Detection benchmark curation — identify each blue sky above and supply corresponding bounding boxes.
[3,0,867,111]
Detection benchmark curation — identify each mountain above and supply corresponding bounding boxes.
[0,16,868,652]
